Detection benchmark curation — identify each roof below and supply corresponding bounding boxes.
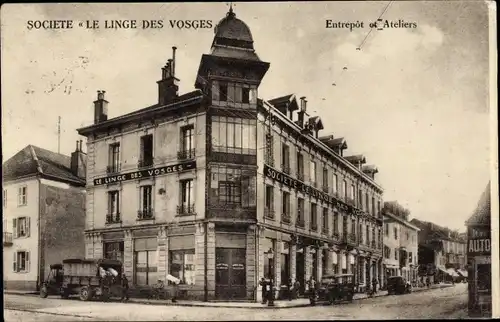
[466,182,491,226]
[210,45,261,61]
[362,165,378,173]
[2,145,85,186]
[345,154,366,164]
[214,8,254,44]
[268,94,295,106]
[329,137,348,148]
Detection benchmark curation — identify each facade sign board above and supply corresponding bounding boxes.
[93,160,196,186]
[467,226,491,257]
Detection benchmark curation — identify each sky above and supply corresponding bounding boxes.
[1,2,493,232]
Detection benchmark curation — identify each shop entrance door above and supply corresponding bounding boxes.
[296,251,305,295]
[215,248,246,300]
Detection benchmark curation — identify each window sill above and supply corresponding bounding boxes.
[14,271,30,274]
[137,218,155,222]
[105,221,122,228]
[175,213,196,217]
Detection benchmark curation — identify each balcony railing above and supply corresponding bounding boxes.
[138,158,154,169]
[265,156,274,166]
[3,232,13,246]
[106,213,121,224]
[177,149,196,161]
[106,164,121,174]
[321,226,329,235]
[297,172,304,181]
[137,209,154,220]
[177,204,196,215]
[296,218,305,228]
[332,232,340,241]
[281,213,291,224]
[311,222,318,231]
[341,233,357,245]
[264,208,275,219]
[371,240,376,249]
[311,181,318,188]
[346,198,356,206]
[281,164,291,175]
[322,185,329,193]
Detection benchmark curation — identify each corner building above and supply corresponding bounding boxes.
[77,8,384,301]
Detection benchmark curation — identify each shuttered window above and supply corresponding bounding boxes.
[13,251,30,272]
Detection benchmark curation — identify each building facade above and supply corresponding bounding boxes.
[2,144,86,291]
[411,218,467,284]
[77,8,384,301]
[382,203,420,287]
[466,182,491,317]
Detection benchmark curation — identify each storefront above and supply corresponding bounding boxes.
[465,182,491,318]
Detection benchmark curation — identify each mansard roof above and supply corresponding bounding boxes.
[466,182,491,226]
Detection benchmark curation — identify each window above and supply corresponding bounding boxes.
[104,241,124,262]
[394,227,398,240]
[219,83,228,101]
[342,215,348,236]
[3,189,6,208]
[384,246,391,259]
[265,185,274,210]
[310,203,317,230]
[297,152,304,180]
[180,179,194,213]
[13,251,30,273]
[385,223,389,236]
[322,167,328,189]
[333,212,339,233]
[409,252,413,263]
[351,218,356,234]
[332,174,338,194]
[395,250,398,260]
[265,133,274,165]
[107,191,120,223]
[169,250,196,285]
[139,185,153,219]
[343,180,348,200]
[211,116,257,155]
[134,238,158,286]
[179,125,195,160]
[210,166,256,208]
[358,190,363,208]
[366,225,370,244]
[322,208,328,233]
[18,186,27,206]
[282,191,290,215]
[281,144,290,174]
[242,87,250,103]
[377,200,381,216]
[350,184,355,201]
[139,134,154,167]
[108,143,120,173]
[297,198,304,224]
[13,217,30,238]
[406,231,409,240]
[310,161,317,185]
[371,197,375,216]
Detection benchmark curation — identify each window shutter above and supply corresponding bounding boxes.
[26,252,30,273]
[13,252,17,272]
[13,218,17,238]
[26,217,31,237]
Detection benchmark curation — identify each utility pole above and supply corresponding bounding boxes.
[57,116,61,153]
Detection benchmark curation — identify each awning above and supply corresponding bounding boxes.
[457,269,468,277]
[384,264,399,269]
[446,268,460,277]
[437,266,447,274]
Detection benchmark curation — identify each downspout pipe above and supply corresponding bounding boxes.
[204,220,208,302]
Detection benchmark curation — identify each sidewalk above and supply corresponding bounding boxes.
[3,283,455,309]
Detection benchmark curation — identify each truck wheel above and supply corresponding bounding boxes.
[80,286,91,301]
[40,285,48,298]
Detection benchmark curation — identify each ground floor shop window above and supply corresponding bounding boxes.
[104,241,124,262]
[263,238,275,279]
[280,241,290,285]
[134,237,158,286]
[169,250,196,285]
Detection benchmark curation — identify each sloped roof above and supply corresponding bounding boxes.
[466,182,491,225]
[214,8,254,44]
[268,94,294,107]
[345,154,366,164]
[2,145,85,186]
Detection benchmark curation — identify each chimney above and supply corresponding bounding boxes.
[157,46,180,105]
[298,96,307,128]
[94,90,108,124]
[71,140,86,179]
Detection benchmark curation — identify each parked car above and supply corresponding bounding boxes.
[40,258,124,301]
[387,276,412,295]
[312,273,355,305]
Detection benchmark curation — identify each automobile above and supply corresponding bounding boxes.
[387,276,412,295]
[311,273,355,305]
[40,258,124,301]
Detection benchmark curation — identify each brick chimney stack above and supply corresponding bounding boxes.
[94,90,108,124]
[71,140,86,179]
[298,96,307,128]
[158,46,180,105]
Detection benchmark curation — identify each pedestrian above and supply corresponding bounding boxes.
[372,277,378,294]
[259,277,268,304]
[120,273,129,301]
[287,278,293,301]
[171,279,179,303]
[294,280,301,299]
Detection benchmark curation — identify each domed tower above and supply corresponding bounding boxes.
[196,7,270,301]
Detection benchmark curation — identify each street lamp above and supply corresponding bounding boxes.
[264,248,275,307]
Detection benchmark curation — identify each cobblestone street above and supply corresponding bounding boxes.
[4,283,467,321]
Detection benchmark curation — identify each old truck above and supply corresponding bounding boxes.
[40,258,124,301]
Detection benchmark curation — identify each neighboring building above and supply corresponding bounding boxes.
[465,182,491,317]
[411,218,467,284]
[2,143,86,291]
[382,201,420,286]
[76,7,384,302]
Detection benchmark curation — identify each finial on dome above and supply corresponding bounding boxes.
[227,2,235,17]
